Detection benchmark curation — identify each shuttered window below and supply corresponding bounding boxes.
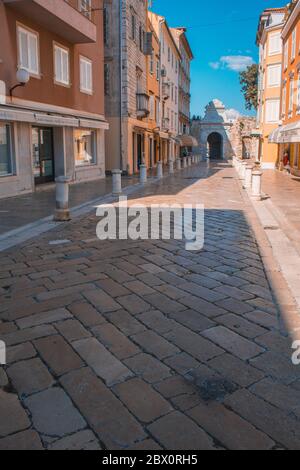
[269,32,282,56]
[17,26,39,75]
[292,29,297,61]
[267,64,281,88]
[80,57,93,94]
[265,99,280,123]
[54,45,69,86]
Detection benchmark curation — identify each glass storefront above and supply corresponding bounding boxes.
[74,129,97,166]
[0,123,13,177]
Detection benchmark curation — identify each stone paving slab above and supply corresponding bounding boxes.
[0,161,300,450]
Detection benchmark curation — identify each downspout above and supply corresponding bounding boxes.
[119,0,123,172]
[158,17,164,164]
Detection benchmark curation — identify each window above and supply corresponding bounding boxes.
[80,56,93,94]
[267,64,281,88]
[284,42,289,70]
[269,32,282,56]
[79,0,92,19]
[150,49,154,74]
[17,25,39,76]
[292,28,297,61]
[0,124,13,177]
[131,15,136,41]
[103,7,109,46]
[104,63,110,96]
[149,94,155,120]
[156,60,160,81]
[54,45,69,86]
[74,129,96,166]
[139,25,143,52]
[289,79,294,113]
[155,98,160,123]
[265,99,280,123]
[282,83,287,116]
[297,78,300,112]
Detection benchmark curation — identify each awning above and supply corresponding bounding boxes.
[268,127,283,143]
[269,123,300,144]
[177,135,198,147]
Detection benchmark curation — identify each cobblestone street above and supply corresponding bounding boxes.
[1,161,300,450]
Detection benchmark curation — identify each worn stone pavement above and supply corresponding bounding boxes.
[0,161,300,450]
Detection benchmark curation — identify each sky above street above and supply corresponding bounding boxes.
[151,0,286,118]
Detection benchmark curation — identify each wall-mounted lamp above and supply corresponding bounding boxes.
[10,68,30,97]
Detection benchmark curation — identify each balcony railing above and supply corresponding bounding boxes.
[136,93,150,118]
[3,0,96,44]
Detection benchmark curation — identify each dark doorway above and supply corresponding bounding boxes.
[137,134,143,169]
[32,127,55,185]
[207,132,222,160]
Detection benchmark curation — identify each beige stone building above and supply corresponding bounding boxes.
[149,12,181,164]
[103,0,151,174]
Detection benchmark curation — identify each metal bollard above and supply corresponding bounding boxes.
[157,161,163,179]
[54,176,71,222]
[244,165,253,190]
[112,169,122,195]
[140,164,147,184]
[251,170,263,201]
[176,158,181,170]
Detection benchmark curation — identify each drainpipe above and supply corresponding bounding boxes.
[119,0,123,172]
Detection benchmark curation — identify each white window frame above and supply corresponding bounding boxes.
[17,24,40,77]
[267,64,281,88]
[268,32,282,56]
[284,42,289,70]
[80,56,93,95]
[53,43,70,86]
[282,83,287,117]
[289,79,294,114]
[265,99,280,123]
[292,28,297,62]
[0,123,15,178]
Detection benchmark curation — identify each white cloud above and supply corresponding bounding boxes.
[209,61,221,70]
[220,55,255,72]
[226,108,241,121]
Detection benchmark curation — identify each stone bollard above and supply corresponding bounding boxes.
[244,165,253,190]
[140,164,147,184]
[168,159,174,175]
[188,157,192,166]
[157,161,163,179]
[251,170,263,201]
[112,169,122,195]
[176,158,181,170]
[183,158,187,168]
[54,176,71,222]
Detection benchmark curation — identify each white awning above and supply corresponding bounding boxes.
[177,135,198,147]
[269,122,300,144]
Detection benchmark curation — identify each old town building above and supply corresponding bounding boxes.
[0,0,108,199]
[256,7,286,169]
[103,0,150,175]
[149,12,181,165]
[171,27,196,155]
[269,0,300,176]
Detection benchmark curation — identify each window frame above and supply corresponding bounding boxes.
[53,42,70,87]
[268,31,282,56]
[267,64,282,88]
[265,98,280,123]
[74,128,97,167]
[0,122,15,178]
[16,23,40,78]
[80,56,93,95]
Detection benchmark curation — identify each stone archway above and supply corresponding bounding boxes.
[207,132,222,160]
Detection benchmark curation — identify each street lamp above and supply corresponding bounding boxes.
[10,68,30,97]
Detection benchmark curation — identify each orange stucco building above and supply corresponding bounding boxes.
[0,0,108,199]
[256,7,286,169]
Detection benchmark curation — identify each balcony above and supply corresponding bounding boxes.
[3,0,97,44]
[162,82,170,100]
[162,117,170,132]
[136,93,150,118]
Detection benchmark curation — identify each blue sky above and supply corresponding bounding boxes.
[151,0,285,117]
